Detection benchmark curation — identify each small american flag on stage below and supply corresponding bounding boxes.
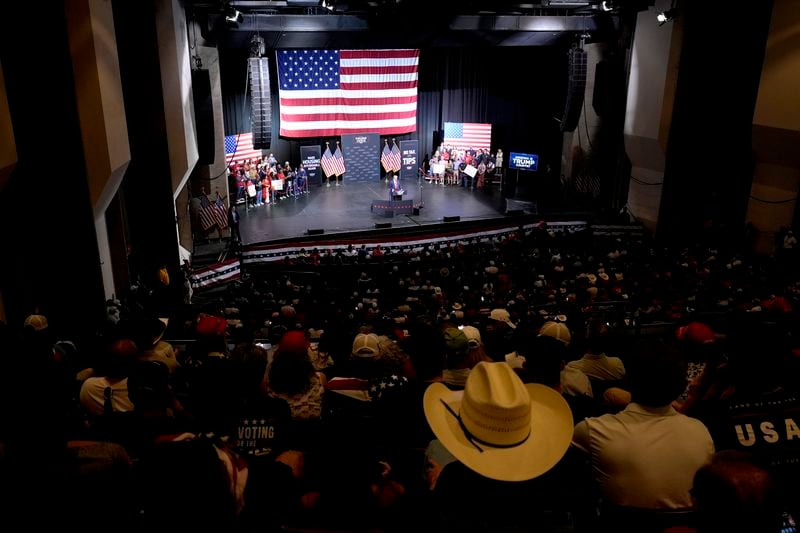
[276,49,419,138]
[224,132,264,165]
[443,122,492,150]
[381,141,392,172]
[320,143,336,177]
[198,193,229,232]
[198,195,216,231]
[213,193,228,230]
[333,143,346,176]
[389,141,401,172]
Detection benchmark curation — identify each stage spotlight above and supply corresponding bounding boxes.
[600,1,614,11]
[657,8,678,26]
[225,4,243,23]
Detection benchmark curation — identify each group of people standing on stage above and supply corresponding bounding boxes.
[426,146,501,190]
[229,153,309,209]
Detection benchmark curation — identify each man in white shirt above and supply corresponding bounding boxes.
[571,341,714,510]
[79,338,137,417]
[565,319,625,380]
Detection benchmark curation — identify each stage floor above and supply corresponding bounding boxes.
[237,179,518,244]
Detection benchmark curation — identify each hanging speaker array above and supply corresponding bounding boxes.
[192,69,215,165]
[560,47,587,133]
[248,56,272,149]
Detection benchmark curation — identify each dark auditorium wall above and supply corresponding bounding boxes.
[658,0,774,244]
[0,3,105,333]
[112,0,183,299]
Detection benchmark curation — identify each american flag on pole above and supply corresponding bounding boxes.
[333,142,346,176]
[381,140,392,173]
[213,193,229,230]
[276,49,419,137]
[198,195,216,231]
[320,143,336,177]
[443,122,492,150]
[224,132,264,165]
[389,141,401,172]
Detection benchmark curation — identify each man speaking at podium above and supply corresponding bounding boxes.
[389,174,404,201]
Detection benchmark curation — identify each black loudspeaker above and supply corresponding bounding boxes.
[560,47,587,132]
[443,216,460,222]
[375,222,392,229]
[307,228,325,235]
[192,69,215,165]
[249,57,272,149]
[412,207,421,216]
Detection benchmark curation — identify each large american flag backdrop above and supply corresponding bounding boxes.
[225,132,264,164]
[443,122,492,150]
[276,49,419,138]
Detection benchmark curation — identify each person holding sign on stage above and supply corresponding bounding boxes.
[389,174,404,201]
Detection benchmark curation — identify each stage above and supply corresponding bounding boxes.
[236,178,522,245]
[189,179,597,289]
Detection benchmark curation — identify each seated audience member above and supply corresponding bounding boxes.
[137,435,248,530]
[672,321,722,414]
[689,450,784,533]
[482,308,516,361]
[571,340,714,512]
[79,338,138,419]
[537,319,572,347]
[265,331,326,421]
[326,331,413,419]
[565,317,625,380]
[441,327,486,389]
[112,360,191,457]
[526,320,593,398]
[11,314,77,430]
[188,312,231,361]
[693,317,800,521]
[460,325,492,364]
[421,361,574,531]
[228,342,294,457]
[132,317,181,374]
[401,321,447,448]
[521,334,595,423]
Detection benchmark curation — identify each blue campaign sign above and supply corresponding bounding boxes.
[509,152,539,171]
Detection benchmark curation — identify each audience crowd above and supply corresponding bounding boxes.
[1,222,799,532]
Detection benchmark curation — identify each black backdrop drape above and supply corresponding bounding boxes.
[220,46,568,174]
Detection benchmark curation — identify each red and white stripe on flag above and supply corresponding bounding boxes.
[381,142,392,172]
[320,145,336,177]
[198,196,216,231]
[212,195,228,230]
[225,132,264,165]
[333,144,346,176]
[389,142,402,172]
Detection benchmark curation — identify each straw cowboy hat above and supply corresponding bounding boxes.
[424,361,573,482]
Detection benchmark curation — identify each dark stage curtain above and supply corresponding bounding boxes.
[219,46,569,170]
